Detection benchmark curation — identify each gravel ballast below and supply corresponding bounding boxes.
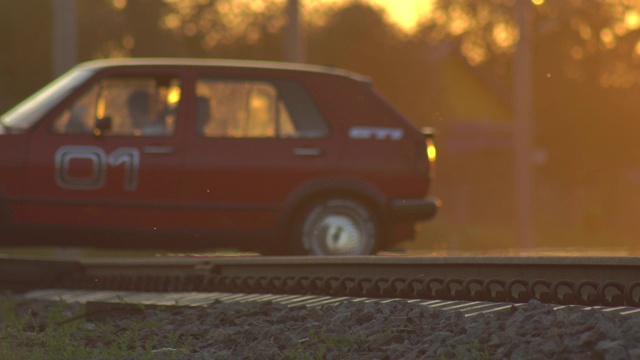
[3,297,640,359]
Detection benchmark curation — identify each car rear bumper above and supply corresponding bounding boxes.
[389,197,440,221]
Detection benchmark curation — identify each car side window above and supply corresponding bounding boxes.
[52,76,181,137]
[195,79,328,138]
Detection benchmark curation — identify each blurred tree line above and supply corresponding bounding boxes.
[2,0,640,249]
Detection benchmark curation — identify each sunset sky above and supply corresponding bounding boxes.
[155,0,437,33]
[309,0,435,32]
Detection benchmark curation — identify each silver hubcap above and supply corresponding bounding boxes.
[303,200,374,256]
[316,214,363,254]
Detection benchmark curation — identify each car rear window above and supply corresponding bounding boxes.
[195,79,328,139]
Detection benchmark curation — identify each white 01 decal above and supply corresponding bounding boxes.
[55,146,140,191]
[348,126,404,140]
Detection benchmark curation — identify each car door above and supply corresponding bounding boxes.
[19,68,187,232]
[180,72,341,234]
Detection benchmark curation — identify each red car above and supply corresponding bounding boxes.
[0,58,439,255]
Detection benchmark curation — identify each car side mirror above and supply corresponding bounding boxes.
[93,116,112,136]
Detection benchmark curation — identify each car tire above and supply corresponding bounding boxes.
[295,198,377,256]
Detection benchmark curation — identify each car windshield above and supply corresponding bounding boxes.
[0,68,94,131]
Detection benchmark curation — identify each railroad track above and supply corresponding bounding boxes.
[2,255,640,308]
[4,254,640,359]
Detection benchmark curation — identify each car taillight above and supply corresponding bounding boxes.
[426,137,436,163]
[421,127,436,176]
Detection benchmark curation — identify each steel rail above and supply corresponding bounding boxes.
[1,256,639,307]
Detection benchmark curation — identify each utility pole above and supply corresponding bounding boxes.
[52,0,77,77]
[284,0,303,62]
[513,1,535,248]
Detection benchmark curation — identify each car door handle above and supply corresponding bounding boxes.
[293,147,323,157]
[142,146,175,154]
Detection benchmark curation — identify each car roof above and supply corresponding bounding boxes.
[76,58,372,84]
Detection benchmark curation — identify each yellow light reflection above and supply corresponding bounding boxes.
[448,5,472,36]
[163,13,182,30]
[626,10,640,31]
[600,28,616,49]
[579,24,592,40]
[426,139,436,162]
[167,86,181,105]
[367,0,435,32]
[96,97,106,119]
[532,0,544,5]
[461,35,487,65]
[111,0,127,10]
[492,22,517,49]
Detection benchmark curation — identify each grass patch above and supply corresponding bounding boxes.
[0,295,194,360]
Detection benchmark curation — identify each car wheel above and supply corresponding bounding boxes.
[297,198,377,256]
